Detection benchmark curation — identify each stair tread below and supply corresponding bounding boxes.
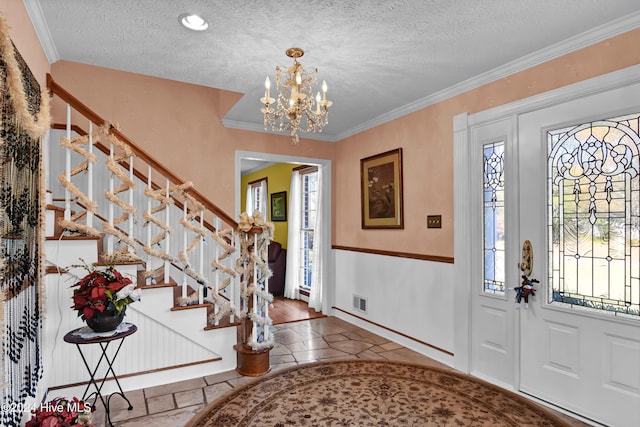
[46,234,101,241]
[46,203,65,212]
[45,265,68,274]
[136,282,177,289]
[204,316,240,330]
[171,303,211,311]
[94,259,143,266]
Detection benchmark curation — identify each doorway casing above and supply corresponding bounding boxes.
[235,150,334,315]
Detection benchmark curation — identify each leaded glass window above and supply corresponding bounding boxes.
[483,141,505,294]
[548,113,640,317]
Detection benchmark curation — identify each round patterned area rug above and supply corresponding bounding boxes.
[186,360,569,426]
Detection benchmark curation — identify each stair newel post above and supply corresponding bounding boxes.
[234,222,273,377]
[145,165,152,284]
[87,121,94,229]
[198,209,204,305]
[164,179,170,285]
[107,141,115,256]
[64,103,71,221]
[181,197,188,298]
[128,155,134,255]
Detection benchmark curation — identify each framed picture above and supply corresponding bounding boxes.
[361,148,404,229]
[270,191,287,221]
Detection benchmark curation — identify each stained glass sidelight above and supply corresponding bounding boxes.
[483,142,505,294]
[548,113,640,317]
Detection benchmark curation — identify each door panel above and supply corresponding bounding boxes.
[518,83,640,426]
[470,118,518,387]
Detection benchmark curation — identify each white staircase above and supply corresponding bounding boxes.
[43,206,236,398]
[40,78,248,398]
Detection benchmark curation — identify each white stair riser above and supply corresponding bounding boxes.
[45,209,56,237]
[45,239,99,278]
[134,287,221,344]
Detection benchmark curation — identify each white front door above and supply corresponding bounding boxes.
[517,83,640,427]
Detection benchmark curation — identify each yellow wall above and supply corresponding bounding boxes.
[241,163,297,248]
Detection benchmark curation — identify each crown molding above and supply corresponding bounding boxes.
[221,118,338,142]
[333,11,640,142]
[23,0,59,64]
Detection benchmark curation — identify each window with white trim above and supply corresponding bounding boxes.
[247,178,267,218]
[300,168,318,289]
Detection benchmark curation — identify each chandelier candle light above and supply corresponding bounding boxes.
[261,48,332,144]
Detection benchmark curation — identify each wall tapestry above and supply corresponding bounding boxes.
[0,15,50,427]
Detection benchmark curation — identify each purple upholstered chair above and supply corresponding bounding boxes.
[267,241,287,296]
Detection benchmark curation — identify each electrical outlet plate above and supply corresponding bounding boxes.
[427,215,442,228]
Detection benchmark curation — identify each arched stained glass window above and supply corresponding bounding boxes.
[548,113,640,317]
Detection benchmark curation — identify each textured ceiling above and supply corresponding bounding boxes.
[28,0,640,142]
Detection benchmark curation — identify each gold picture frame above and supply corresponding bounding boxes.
[361,148,404,229]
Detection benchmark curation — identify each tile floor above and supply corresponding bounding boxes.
[92,317,588,426]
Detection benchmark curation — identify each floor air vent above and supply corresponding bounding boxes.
[353,295,367,314]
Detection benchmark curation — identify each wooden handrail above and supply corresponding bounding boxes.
[47,74,238,228]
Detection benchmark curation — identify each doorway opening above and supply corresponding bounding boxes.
[235,151,333,324]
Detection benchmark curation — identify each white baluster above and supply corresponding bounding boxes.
[43,130,50,194]
[164,179,170,284]
[87,121,93,229]
[107,142,114,255]
[198,209,204,305]
[213,217,220,325]
[128,155,134,254]
[146,165,152,284]
[182,199,187,298]
[64,104,71,221]
[230,229,238,323]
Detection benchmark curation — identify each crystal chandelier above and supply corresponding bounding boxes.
[260,48,332,144]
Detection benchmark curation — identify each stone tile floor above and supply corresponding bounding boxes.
[92,317,589,426]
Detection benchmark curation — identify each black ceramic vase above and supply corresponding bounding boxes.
[86,306,126,332]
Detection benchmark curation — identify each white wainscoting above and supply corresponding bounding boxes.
[333,249,455,366]
[43,271,228,398]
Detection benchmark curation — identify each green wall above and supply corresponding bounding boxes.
[241,163,296,248]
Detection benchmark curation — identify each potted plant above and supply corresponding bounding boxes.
[26,397,93,426]
[71,262,141,332]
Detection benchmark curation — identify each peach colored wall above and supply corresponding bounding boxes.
[1,0,50,84]
[47,28,640,260]
[334,28,640,259]
[50,61,336,217]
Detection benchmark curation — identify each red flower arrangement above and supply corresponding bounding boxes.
[71,264,141,321]
[26,397,92,427]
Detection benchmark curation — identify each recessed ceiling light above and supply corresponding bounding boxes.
[179,13,209,31]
